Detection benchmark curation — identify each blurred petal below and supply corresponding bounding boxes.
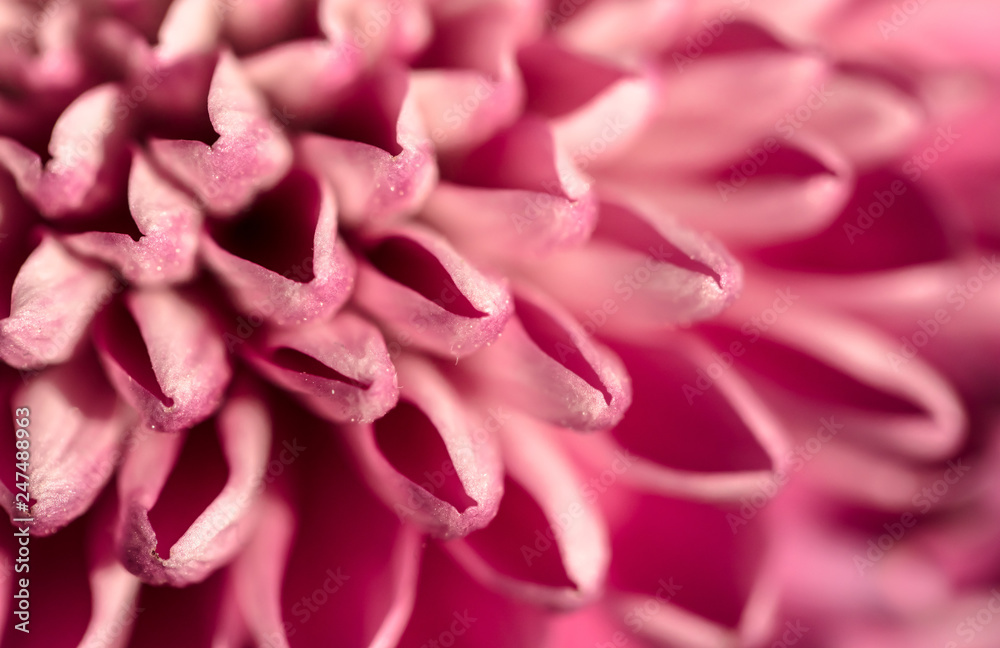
[298,64,438,227]
[568,335,789,502]
[0,83,130,219]
[707,295,966,461]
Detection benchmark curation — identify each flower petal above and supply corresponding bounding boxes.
[523,199,742,335]
[460,286,632,431]
[567,335,790,502]
[706,293,966,461]
[93,288,231,432]
[149,50,293,217]
[409,2,524,153]
[8,349,131,536]
[352,223,512,359]
[116,377,271,586]
[61,147,203,286]
[267,413,424,648]
[297,64,438,227]
[444,411,609,608]
[342,353,504,538]
[601,134,855,248]
[0,83,130,219]
[1,235,117,369]
[605,489,773,644]
[202,167,356,326]
[420,118,599,265]
[243,310,399,424]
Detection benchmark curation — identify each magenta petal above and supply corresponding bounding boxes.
[93,288,232,432]
[445,412,609,608]
[318,0,431,64]
[61,148,203,285]
[7,350,131,536]
[552,0,686,64]
[116,379,271,586]
[149,50,293,217]
[519,40,658,166]
[420,181,599,268]
[297,65,438,227]
[462,286,632,431]
[525,200,743,336]
[420,119,599,266]
[273,421,424,648]
[1,235,115,369]
[228,490,423,648]
[617,50,829,172]
[606,490,772,644]
[708,295,966,462]
[223,492,296,648]
[244,39,362,121]
[79,502,144,648]
[201,168,356,326]
[342,353,504,538]
[567,336,789,502]
[0,83,129,219]
[352,223,512,359]
[408,3,524,153]
[396,542,551,648]
[243,310,399,424]
[154,0,223,61]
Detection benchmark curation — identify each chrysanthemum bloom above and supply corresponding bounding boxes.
[0,0,997,647]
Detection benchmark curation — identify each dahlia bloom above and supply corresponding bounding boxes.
[0,0,998,647]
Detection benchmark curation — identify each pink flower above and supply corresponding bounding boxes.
[0,0,998,647]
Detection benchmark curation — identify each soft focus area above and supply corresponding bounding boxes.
[0,1,999,647]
